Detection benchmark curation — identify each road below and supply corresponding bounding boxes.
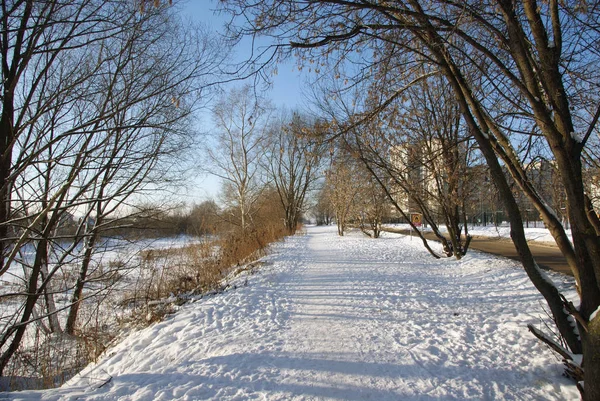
[382,227,572,276]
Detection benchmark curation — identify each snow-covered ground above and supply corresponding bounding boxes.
[386,222,563,243]
[459,224,561,243]
[5,225,578,400]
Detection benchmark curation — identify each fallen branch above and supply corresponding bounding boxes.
[97,375,112,389]
[528,324,584,382]
[527,324,573,360]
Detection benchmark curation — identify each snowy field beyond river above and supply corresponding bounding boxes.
[6,225,578,400]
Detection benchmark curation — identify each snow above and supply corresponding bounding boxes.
[591,306,600,322]
[388,223,567,243]
[469,225,557,242]
[4,225,579,400]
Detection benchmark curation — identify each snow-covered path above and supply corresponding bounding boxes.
[8,226,578,400]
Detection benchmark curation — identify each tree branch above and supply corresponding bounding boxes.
[291,25,363,48]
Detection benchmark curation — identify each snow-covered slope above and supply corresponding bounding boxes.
[5,225,578,400]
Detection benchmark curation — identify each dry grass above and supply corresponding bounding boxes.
[139,224,287,299]
[2,222,290,392]
[5,330,93,391]
[122,224,288,323]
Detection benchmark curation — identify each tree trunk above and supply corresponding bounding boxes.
[586,318,600,401]
[0,92,15,275]
[434,57,583,353]
[40,262,62,333]
[0,238,46,375]
[65,231,98,335]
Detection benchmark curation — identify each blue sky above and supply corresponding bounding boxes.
[180,1,306,202]
[183,1,306,108]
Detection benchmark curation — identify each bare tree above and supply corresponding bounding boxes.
[352,166,390,239]
[208,85,271,231]
[314,74,476,258]
[323,149,362,236]
[313,186,334,226]
[265,112,324,234]
[0,0,222,376]
[186,200,221,236]
[358,74,478,258]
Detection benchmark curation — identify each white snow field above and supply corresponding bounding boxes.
[5,225,579,400]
